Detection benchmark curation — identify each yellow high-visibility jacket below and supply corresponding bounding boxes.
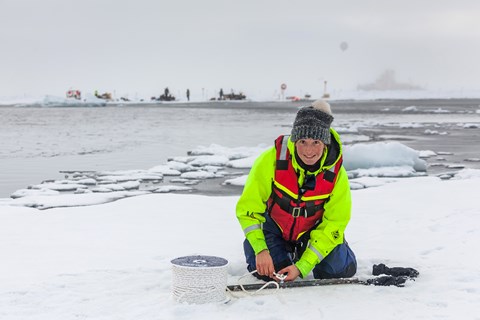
[236,129,352,277]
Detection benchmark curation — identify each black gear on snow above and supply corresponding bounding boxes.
[372,263,419,278]
[366,275,408,287]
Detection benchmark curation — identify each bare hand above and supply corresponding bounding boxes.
[277,264,301,282]
[255,250,275,278]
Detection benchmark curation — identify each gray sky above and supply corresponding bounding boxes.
[1,0,479,98]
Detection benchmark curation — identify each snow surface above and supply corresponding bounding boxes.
[0,171,479,319]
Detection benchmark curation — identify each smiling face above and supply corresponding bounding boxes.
[295,138,325,166]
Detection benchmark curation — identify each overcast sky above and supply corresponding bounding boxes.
[1,0,479,99]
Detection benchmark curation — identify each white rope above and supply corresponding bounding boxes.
[172,262,228,304]
[227,270,286,296]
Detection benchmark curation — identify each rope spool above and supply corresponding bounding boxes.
[171,255,229,304]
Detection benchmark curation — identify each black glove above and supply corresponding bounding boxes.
[367,275,408,287]
[372,263,419,278]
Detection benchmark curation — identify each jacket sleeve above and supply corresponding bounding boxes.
[235,147,276,255]
[295,166,352,277]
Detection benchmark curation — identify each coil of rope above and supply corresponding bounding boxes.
[171,255,229,304]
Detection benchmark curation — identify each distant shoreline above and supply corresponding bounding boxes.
[2,98,480,112]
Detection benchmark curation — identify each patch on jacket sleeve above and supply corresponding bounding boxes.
[331,230,340,240]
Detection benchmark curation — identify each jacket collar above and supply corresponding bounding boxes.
[287,128,342,176]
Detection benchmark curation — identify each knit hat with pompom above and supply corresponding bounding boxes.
[290,100,334,144]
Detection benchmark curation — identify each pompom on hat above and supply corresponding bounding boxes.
[290,99,334,144]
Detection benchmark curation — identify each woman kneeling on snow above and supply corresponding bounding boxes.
[236,100,357,282]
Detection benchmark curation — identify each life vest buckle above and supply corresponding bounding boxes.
[292,207,302,218]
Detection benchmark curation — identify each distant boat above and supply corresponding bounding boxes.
[66,89,82,100]
[286,94,313,102]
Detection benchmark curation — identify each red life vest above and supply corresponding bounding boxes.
[267,135,343,242]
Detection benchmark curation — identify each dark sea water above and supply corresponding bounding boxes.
[1,99,479,198]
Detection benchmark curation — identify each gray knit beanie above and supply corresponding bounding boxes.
[290,100,334,144]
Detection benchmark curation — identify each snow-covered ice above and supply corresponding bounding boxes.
[0,170,479,319]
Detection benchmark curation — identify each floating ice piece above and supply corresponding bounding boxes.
[218,171,243,176]
[349,177,397,189]
[97,172,163,182]
[188,143,267,160]
[344,142,427,172]
[429,163,447,167]
[3,191,148,210]
[228,156,258,169]
[168,156,197,163]
[165,161,196,172]
[170,178,193,183]
[67,178,97,185]
[424,129,447,135]
[419,150,437,158]
[99,169,153,176]
[399,122,423,128]
[428,108,450,113]
[402,106,418,112]
[91,186,120,193]
[169,178,201,185]
[348,165,424,178]
[180,171,216,179]
[73,188,92,194]
[183,180,201,185]
[349,181,366,189]
[335,125,360,133]
[10,188,60,199]
[200,165,221,172]
[438,173,455,180]
[47,179,90,185]
[96,175,138,182]
[148,165,181,176]
[465,158,480,162]
[69,172,96,178]
[120,181,141,190]
[453,168,480,179]
[152,185,193,193]
[223,175,248,186]
[30,182,88,191]
[189,155,230,167]
[446,164,465,169]
[97,179,117,184]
